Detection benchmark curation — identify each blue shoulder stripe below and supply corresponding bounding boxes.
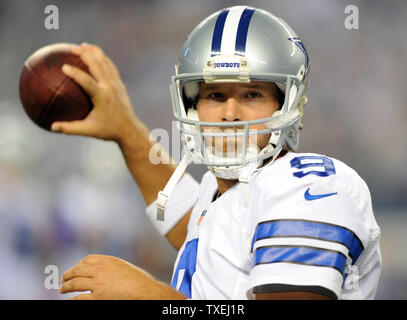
[254,245,347,275]
[251,219,364,263]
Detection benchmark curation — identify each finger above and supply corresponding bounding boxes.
[78,44,109,83]
[62,264,96,283]
[51,119,96,137]
[69,293,94,300]
[75,43,121,86]
[78,254,105,265]
[62,64,99,97]
[84,44,120,83]
[104,55,121,81]
[69,44,82,56]
[86,44,107,64]
[59,277,94,294]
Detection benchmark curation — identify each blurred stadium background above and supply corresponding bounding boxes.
[0,0,406,299]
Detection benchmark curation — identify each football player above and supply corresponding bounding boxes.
[55,6,381,300]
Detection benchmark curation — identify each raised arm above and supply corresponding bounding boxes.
[51,43,190,250]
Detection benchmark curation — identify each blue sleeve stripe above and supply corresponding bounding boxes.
[251,219,363,263]
[254,245,347,275]
[171,238,199,299]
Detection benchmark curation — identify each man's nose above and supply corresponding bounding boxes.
[221,97,242,122]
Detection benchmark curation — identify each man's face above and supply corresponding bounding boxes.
[196,81,281,157]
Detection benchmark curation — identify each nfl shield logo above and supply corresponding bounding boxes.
[197,210,207,225]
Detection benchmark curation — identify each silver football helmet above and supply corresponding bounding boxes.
[171,5,309,178]
[156,6,309,219]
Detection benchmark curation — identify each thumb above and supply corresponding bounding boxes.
[51,120,95,136]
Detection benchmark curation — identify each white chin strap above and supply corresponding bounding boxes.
[207,145,263,180]
[156,153,191,221]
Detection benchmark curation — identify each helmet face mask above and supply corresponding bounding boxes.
[170,5,309,179]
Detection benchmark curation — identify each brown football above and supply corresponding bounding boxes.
[19,43,93,131]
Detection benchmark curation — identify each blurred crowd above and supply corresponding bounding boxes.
[0,0,406,299]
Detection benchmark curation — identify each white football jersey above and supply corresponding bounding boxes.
[170,152,382,299]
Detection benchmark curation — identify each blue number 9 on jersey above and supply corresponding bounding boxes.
[290,155,336,178]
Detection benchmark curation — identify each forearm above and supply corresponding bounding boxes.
[116,117,191,249]
[116,117,177,206]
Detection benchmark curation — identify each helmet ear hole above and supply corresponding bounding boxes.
[183,81,199,100]
[183,81,200,112]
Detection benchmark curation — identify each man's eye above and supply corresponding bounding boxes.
[246,92,261,99]
[209,92,224,99]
